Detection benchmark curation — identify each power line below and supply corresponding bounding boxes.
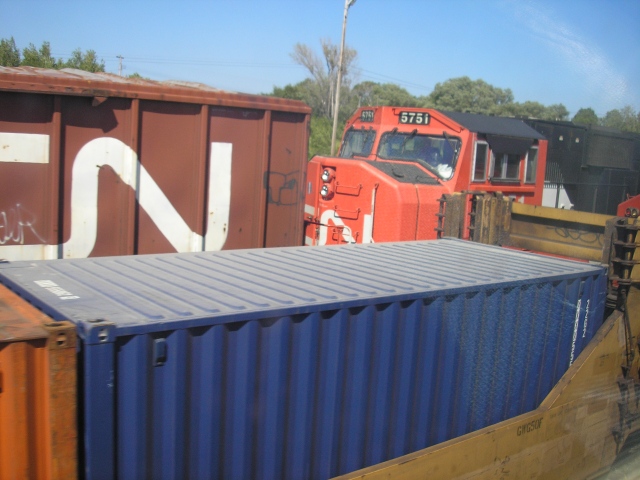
[356,68,434,93]
[53,51,299,69]
[52,50,600,115]
[52,50,435,93]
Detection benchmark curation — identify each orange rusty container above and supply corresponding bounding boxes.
[0,285,77,479]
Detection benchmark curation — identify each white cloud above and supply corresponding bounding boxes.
[511,0,635,114]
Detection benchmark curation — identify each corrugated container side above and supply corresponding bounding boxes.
[0,240,607,479]
[0,285,77,480]
[0,67,310,261]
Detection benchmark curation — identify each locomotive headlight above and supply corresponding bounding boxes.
[321,168,335,183]
[627,208,639,218]
[320,184,335,199]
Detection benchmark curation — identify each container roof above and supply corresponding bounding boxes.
[0,66,311,114]
[442,111,546,140]
[0,239,604,339]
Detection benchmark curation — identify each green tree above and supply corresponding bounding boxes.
[270,46,586,156]
[572,108,599,125]
[308,116,334,157]
[271,79,326,112]
[290,39,358,120]
[62,48,105,72]
[600,106,640,134]
[480,101,567,121]
[270,82,307,102]
[544,104,570,121]
[21,41,59,68]
[1,38,106,73]
[268,80,344,158]
[349,81,419,110]
[427,76,514,114]
[0,37,20,66]
[127,72,149,79]
[497,101,547,119]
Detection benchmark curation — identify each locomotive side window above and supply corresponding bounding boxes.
[525,147,538,183]
[491,152,521,181]
[472,142,489,181]
[483,134,535,183]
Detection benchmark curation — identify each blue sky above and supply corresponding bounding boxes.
[2,0,639,118]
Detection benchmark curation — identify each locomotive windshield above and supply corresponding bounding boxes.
[339,127,376,158]
[377,131,461,180]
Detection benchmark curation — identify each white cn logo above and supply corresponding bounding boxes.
[0,132,232,260]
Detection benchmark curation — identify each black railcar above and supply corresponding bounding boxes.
[523,118,640,214]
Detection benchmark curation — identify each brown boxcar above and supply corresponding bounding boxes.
[0,284,77,479]
[0,67,310,260]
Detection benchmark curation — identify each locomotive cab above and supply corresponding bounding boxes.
[304,107,547,246]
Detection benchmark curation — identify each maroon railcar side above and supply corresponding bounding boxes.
[0,67,310,260]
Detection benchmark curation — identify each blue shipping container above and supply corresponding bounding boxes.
[0,239,607,479]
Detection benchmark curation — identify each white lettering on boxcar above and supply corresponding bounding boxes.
[0,134,232,260]
[0,132,49,164]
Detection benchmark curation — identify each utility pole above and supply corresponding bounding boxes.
[330,0,357,156]
[116,55,123,76]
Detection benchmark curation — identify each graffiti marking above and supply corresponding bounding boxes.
[0,204,48,245]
